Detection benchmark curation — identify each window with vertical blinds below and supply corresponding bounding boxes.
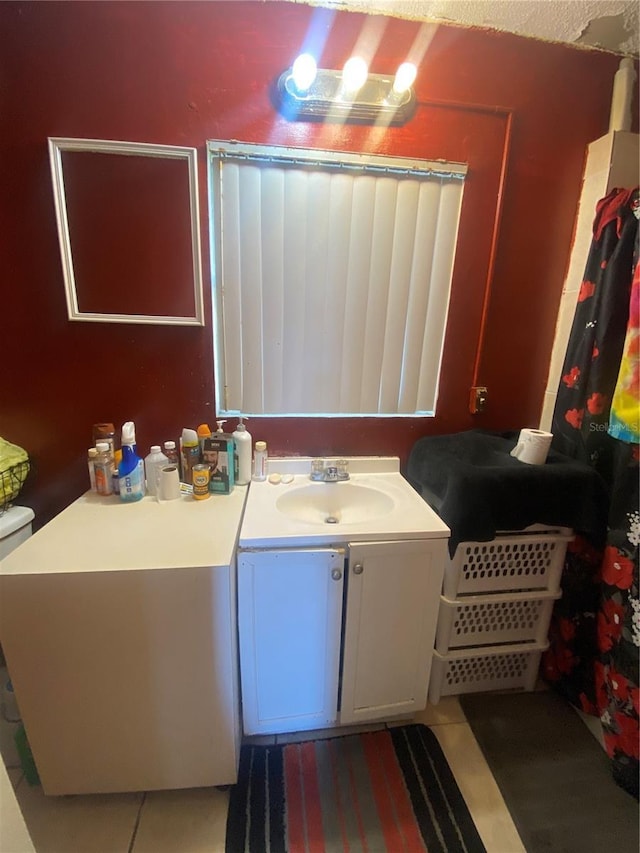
[207,141,466,417]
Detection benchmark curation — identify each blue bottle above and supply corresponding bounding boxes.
[118,421,145,502]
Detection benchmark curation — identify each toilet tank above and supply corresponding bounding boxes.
[0,506,35,560]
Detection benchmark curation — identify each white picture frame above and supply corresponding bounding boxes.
[48,137,205,326]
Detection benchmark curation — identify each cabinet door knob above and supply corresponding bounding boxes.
[353,563,364,575]
[331,568,342,581]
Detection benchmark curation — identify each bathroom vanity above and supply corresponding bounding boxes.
[237,457,450,735]
[0,489,247,795]
[0,457,449,795]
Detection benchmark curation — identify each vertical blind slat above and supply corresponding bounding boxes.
[281,170,308,412]
[261,167,285,413]
[303,171,332,413]
[339,176,376,412]
[322,173,353,413]
[360,177,396,413]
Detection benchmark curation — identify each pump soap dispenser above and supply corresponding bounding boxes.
[203,420,235,495]
[232,417,252,485]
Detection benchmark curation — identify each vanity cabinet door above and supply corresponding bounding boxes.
[340,539,446,725]
[238,548,344,735]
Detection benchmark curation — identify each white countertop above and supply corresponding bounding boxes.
[0,487,248,575]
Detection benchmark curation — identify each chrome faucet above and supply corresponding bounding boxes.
[310,459,350,482]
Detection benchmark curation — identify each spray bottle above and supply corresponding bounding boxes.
[118,421,145,502]
[180,428,200,485]
[197,423,212,456]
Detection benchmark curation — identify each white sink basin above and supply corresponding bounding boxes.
[239,457,450,547]
[276,482,395,525]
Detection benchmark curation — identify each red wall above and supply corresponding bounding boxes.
[1,1,634,528]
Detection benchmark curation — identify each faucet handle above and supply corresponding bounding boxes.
[310,459,324,480]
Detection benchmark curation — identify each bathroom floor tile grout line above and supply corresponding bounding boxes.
[127,790,146,853]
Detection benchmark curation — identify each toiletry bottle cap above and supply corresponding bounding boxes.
[255,441,267,451]
[197,424,211,438]
[96,442,109,452]
[121,421,136,446]
[216,420,227,433]
[164,440,176,449]
[236,417,248,431]
[150,445,161,454]
[93,423,115,439]
[182,428,198,444]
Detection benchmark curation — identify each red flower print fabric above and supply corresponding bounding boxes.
[578,279,596,301]
[598,597,625,651]
[586,392,607,415]
[564,408,584,429]
[562,366,581,388]
[602,546,635,589]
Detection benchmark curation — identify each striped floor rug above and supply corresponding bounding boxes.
[225,724,485,852]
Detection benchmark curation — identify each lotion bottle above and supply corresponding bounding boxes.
[118,421,145,502]
[232,417,252,485]
[253,441,268,482]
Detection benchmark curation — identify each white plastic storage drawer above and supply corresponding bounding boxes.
[428,642,548,704]
[435,589,561,654]
[443,528,572,598]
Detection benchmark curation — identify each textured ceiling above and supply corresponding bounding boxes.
[284,0,639,56]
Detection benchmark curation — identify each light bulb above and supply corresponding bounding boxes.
[291,54,317,92]
[342,56,368,92]
[393,62,417,94]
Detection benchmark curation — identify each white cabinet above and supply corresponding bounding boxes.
[0,490,247,795]
[340,539,445,724]
[237,549,344,735]
[238,538,446,735]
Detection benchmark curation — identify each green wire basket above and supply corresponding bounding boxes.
[0,460,30,513]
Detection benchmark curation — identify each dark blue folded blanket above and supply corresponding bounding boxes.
[407,430,608,557]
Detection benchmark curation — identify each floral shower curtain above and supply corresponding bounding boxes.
[543,186,639,798]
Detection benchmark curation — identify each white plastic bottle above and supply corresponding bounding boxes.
[232,418,252,485]
[252,441,268,482]
[87,447,98,491]
[144,445,169,496]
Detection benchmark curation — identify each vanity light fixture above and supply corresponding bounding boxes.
[277,56,417,124]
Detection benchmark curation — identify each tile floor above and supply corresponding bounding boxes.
[2,696,526,853]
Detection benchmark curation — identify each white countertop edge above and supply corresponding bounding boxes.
[239,529,450,549]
